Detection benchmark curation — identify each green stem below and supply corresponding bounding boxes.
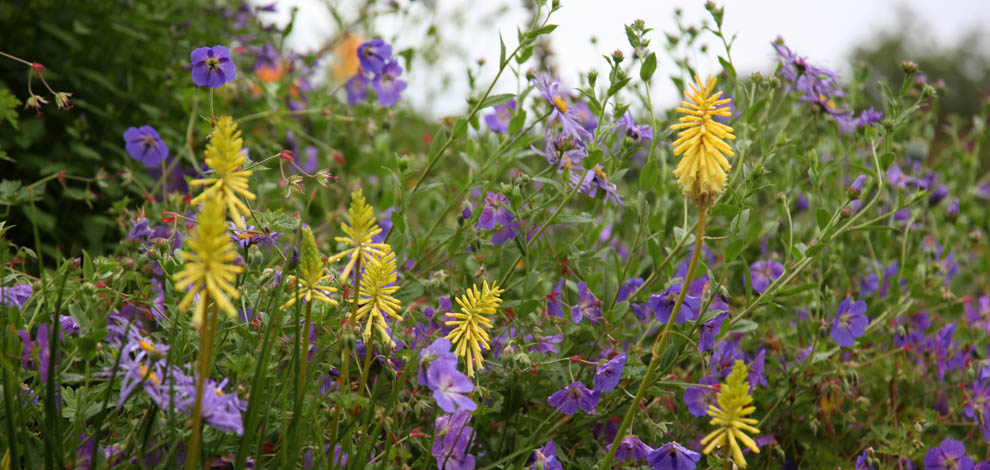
[298,301,314,402]
[185,298,218,470]
[601,200,708,470]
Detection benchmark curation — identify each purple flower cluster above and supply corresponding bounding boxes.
[772,39,882,133]
[530,73,628,207]
[346,39,406,107]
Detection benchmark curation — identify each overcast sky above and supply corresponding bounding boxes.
[266,0,990,117]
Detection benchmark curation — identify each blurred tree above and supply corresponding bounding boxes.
[850,9,990,119]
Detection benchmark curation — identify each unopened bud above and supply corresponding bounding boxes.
[901,60,918,74]
[611,49,624,64]
[848,175,866,197]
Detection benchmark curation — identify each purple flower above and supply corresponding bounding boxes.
[533,73,592,142]
[647,442,701,470]
[418,337,458,386]
[195,377,247,434]
[527,441,563,470]
[123,125,168,168]
[357,39,392,75]
[698,313,728,352]
[427,360,477,412]
[484,99,516,133]
[371,207,395,244]
[683,376,719,417]
[190,46,237,88]
[593,354,626,393]
[371,60,406,107]
[577,165,624,207]
[433,410,475,470]
[924,439,974,470]
[946,198,959,217]
[849,174,867,197]
[930,184,949,204]
[856,449,874,469]
[750,260,784,293]
[966,296,990,332]
[547,381,599,415]
[830,298,869,347]
[617,278,644,303]
[649,283,701,325]
[857,107,883,127]
[546,280,564,317]
[478,192,514,230]
[609,435,653,463]
[535,127,588,171]
[931,323,959,381]
[19,325,53,381]
[794,192,810,213]
[528,333,563,355]
[710,339,744,378]
[571,282,601,324]
[888,163,907,189]
[2,283,32,309]
[614,111,653,143]
[526,440,564,470]
[345,73,369,105]
[573,99,598,132]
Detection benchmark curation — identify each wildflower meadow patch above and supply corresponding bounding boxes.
[1,1,989,469]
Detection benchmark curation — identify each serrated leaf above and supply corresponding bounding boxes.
[0,87,21,130]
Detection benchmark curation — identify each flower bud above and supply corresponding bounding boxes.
[929,184,949,205]
[945,198,959,219]
[901,60,918,74]
[848,175,866,197]
[611,49,624,64]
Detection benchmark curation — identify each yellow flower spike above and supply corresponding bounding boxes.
[699,360,761,469]
[352,245,402,347]
[281,227,339,310]
[189,116,257,230]
[445,280,504,377]
[326,190,390,283]
[669,74,736,205]
[173,196,243,326]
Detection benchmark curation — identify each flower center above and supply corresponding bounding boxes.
[206,57,220,71]
[140,135,157,149]
[594,167,607,181]
[138,365,161,386]
[552,97,568,114]
[138,339,157,353]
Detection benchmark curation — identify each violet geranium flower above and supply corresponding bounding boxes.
[647,442,701,470]
[749,260,784,293]
[426,360,477,413]
[571,282,602,324]
[371,60,406,107]
[190,46,237,88]
[477,192,514,230]
[1,283,33,309]
[923,439,974,470]
[609,435,653,463]
[830,298,869,347]
[123,125,169,168]
[547,381,599,415]
[593,354,626,393]
[357,39,392,75]
[526,440,563,470]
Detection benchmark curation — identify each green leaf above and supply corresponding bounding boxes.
[718,56,736,79]
[639,153,658,189]
[479,93,516,110]
[528,24,558,38]
[0,87,20,130]
[640,52,657,82]
[82,250,93,280]
[724,238,745,261]
[451,119,468,141]
[725,319,759,334]
[816,209,830,231]
[499,33,507,66]
[508,109,527,135]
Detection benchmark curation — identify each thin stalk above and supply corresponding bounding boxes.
[601,200,708,470]
[298,301,314,401]
[184,297,218,470]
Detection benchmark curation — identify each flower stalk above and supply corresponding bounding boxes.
[185,296,218,470]
[601,200,708,470]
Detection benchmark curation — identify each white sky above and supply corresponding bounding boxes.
[264,0,990,117]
